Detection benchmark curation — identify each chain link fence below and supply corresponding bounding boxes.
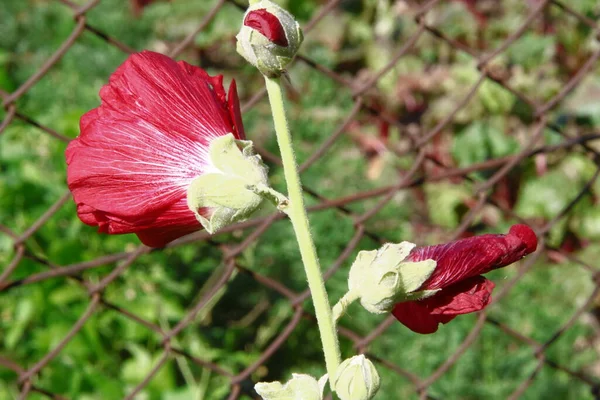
[2,0,600,398]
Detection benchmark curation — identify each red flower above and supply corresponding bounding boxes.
[392,224,538,334]
[66,51,246,248]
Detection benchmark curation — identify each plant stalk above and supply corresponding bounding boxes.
[264,76,342,382]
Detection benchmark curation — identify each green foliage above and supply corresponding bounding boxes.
[506,33,555,70]
[452,119,519,169]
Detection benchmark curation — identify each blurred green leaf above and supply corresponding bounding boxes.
[452,120,519,168]
[5,298,35,349]
[506,32,555,70]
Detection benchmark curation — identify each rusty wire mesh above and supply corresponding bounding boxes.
[2,0,600,398]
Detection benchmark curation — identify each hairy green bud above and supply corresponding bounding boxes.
[333,355,380,400]
[236,0,303,77]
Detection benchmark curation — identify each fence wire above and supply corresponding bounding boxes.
[1,0,600,399]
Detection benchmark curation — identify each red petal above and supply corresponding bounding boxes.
[67,112,199,218]
[66,51,244,247]
[391,301,455,334]
[99,51,240,145]
[244,9,289,47]
[508,224,537,254]
[74,193,199,240]
[227,79,246,139]
[76,200,212,247]
[392,276,494,334]
[135,223,200,248]
[407,224,537,290]
[427,276,495,315]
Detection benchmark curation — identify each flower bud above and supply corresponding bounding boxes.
[348,242,439,314]
[333,355,380,400]
[187,133,269,233]
[255,373,324,400]
[236,0,303,77]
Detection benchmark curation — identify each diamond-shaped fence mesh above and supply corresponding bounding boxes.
[2,0,600,398]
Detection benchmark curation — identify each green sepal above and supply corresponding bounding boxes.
[186,134,269,234]
[395,259,438,293]
[208,134,267,183]
[347,242,439,314]
[255,373,324,400]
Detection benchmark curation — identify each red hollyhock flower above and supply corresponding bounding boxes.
[392,224,538,334]
[66,51,246,248]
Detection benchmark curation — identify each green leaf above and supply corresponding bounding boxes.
[452,120,519,168]
[506,32,555,70]
[425,182,472,229]
[5,299,35,349]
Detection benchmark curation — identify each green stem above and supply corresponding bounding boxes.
[248,183,290,212]
[332,289,359,325]
[264,76,342,382]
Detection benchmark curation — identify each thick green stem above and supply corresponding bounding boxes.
[264,76,342,382]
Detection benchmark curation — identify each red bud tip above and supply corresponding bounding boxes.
[244,9,289,47]
[509,224,537,254]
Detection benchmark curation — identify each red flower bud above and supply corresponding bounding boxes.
[236,0,303,76]
[392,224,537,334]
[244,9,289,47]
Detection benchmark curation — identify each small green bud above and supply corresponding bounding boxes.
[348,242,439,314]
[236,0,303,77]
[187,134,269,233]
[333,355,380,400]
[255,373,325,400]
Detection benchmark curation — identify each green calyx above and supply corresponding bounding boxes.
[347,242,440,314]
[255,373,326,400]
[186,134,269,234]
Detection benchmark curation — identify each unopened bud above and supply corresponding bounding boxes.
[187,134,269,233]
[333,355,380,400]
[348,242,439,314]
[236,0,303,77]
[255,373,324,400]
